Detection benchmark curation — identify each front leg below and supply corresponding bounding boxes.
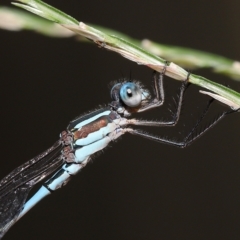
[138,62,169,113]
[131,72,190,127]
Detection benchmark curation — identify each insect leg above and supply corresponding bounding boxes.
[138,62,169,112]
[129,72,190,127]
[127,107,237,148]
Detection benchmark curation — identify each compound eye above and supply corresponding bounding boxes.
[120,82,142,107]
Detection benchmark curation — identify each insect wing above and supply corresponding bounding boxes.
[0,140,64,238]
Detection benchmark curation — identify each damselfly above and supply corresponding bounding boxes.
[0,65,235,238]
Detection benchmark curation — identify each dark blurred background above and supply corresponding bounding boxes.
[1,0,240,239]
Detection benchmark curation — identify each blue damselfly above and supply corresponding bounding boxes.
[0,65,235,238]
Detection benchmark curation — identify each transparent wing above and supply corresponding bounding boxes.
[0,140,64,237]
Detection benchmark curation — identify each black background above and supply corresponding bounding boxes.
[1,0,240,239]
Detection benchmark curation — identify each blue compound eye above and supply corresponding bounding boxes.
[120,82,142,107]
